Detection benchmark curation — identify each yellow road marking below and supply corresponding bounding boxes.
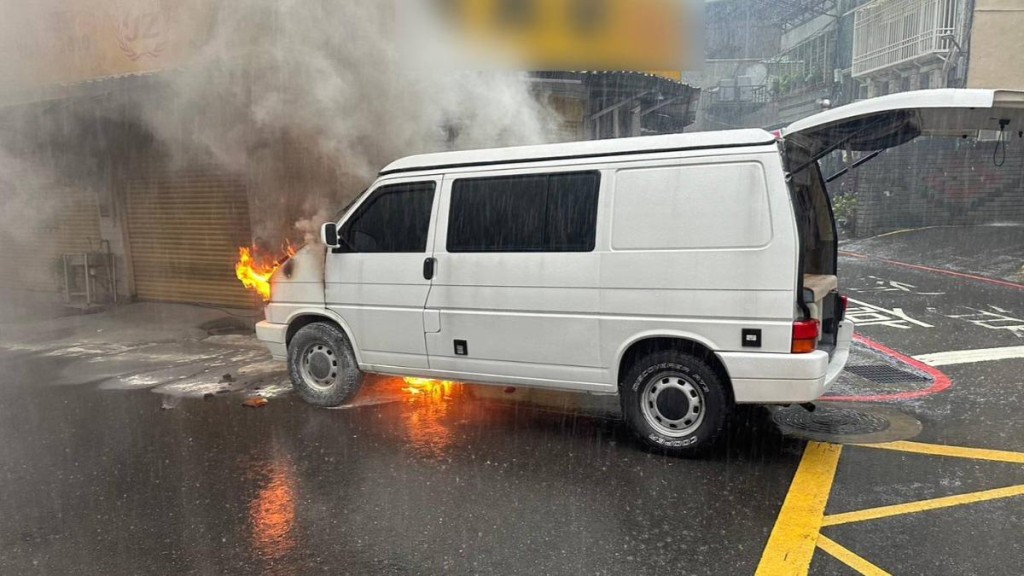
[816,535,892,576]
[858,441,1024,464]
[755,442,843,576]
[822,484,1024,527]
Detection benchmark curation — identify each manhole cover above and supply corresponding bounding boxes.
[845,364,930,384]
[772,405,922,444]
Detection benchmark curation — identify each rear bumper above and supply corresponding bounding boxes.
[256,321,289,361]
[723,321,855,404]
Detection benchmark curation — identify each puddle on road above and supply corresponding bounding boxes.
[4,335,293,404]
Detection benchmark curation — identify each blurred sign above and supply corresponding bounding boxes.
[0,0,212,92]
[429,0,695,78]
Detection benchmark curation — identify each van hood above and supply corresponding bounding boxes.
[783,89,1024,156]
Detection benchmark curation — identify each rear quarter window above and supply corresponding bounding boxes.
[611,162,772,251]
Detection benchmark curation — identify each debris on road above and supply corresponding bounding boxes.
[243,397,268,408]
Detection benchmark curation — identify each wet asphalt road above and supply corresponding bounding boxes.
[1,238,1023,575]
[836,253,1024,448]
[0,349,802,575]
[805,251,1024,575]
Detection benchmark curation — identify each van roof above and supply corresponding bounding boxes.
[379,129,778,176]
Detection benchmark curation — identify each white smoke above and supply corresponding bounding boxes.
[130,0,559,244]
[0,0,559,316]
[0,143,67,318]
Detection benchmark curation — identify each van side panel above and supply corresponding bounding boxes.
[600,153,799,378]
[425,168,608,387]
[611,162,773,251]
[418,149,798,393]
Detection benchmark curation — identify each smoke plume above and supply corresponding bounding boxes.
[129,0,558,245]
[0,0,558,315]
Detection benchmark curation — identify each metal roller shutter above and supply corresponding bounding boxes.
[126,162,254,308]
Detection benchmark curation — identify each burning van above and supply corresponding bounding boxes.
[254,89,1024,456]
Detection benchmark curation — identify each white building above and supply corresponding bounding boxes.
[851,0,972,97]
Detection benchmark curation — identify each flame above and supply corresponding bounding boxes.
[235,244,296,301]
[402,377,456,398]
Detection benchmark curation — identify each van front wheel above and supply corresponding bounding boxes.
[621,351,729,457]
[288,322,364,407]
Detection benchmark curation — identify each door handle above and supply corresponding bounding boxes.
[423,257,437,281]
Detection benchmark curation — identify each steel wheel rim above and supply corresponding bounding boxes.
[640,372,706,438]
[299,342,341,390]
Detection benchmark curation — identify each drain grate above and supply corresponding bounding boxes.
[845,364,929,384]
[774,406,891,436]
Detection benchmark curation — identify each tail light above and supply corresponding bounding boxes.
[792,319,821,354]
[838,294,849,322]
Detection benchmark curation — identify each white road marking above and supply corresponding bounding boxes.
[849,276,945,296]
[948,307,1024,338]
[846,298,934,330]
[914,346,1024,367]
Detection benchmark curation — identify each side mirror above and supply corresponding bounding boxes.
[321,223,340,248]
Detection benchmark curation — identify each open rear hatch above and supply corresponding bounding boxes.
[782,89,1024,352]
[784,89,1024,158]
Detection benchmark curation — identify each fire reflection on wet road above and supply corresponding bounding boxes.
[400,379,461,460]
[248,445,298,564]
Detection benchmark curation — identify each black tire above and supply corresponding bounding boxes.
[287,322,364,407]
[620,350,730,457]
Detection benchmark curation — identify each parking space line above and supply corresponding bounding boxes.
[761,439,1024,574]
[755,442,843,575]
[822,484,1024,527]
[859,441,1024,464]
[913,346,1024,367]
[816,535,892,576]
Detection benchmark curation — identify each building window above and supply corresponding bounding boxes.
[343,183,436,253]
[920,73,930,90]
[448,172,600,253]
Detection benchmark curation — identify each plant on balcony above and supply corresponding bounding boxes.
[776,74,795,96]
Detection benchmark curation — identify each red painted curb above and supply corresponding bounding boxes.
[839,251,1024,291]
[824,334,953,403]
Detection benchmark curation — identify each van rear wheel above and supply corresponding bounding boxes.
[288,322,364,407]
[621,351,729,457]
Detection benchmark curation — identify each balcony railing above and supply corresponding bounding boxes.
[852,0,957,78]
[709,79,770,106]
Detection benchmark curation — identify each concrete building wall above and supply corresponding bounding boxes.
[968,0,1024,90]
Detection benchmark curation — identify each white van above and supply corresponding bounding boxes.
[257,89,1024,456]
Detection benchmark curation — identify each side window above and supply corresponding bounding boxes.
[343,182,436,253]
[447,171,600,253]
